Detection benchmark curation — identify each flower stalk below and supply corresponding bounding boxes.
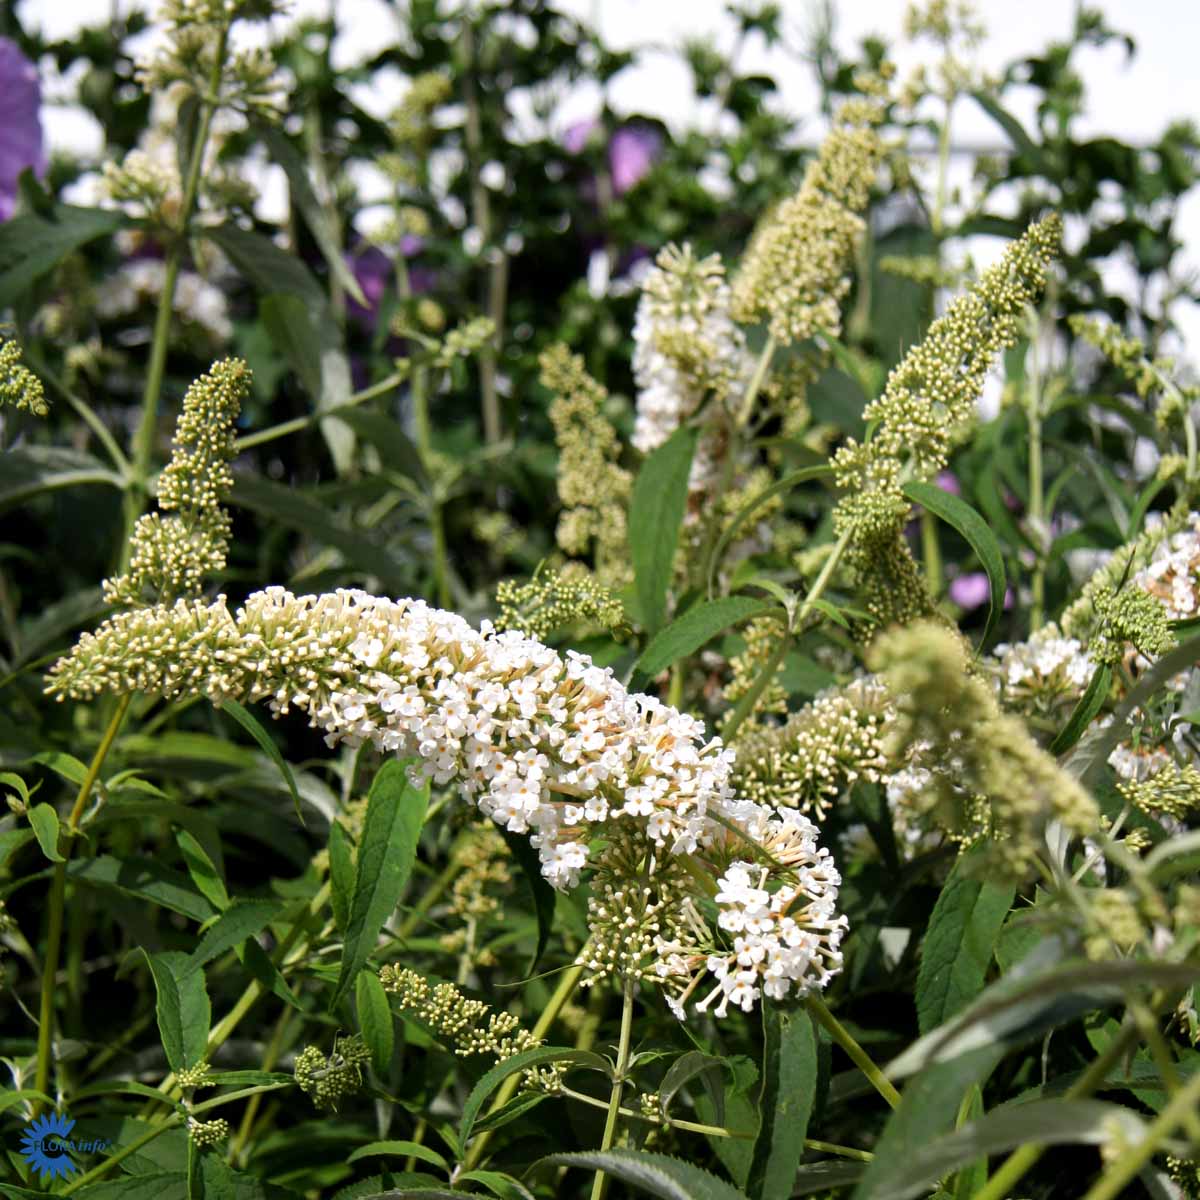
[591,976,637,1200]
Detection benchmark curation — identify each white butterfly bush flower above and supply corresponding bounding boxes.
[48,585,847,1017]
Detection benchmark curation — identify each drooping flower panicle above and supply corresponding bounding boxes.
[49,584,845,1015]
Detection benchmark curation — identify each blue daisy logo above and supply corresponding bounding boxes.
[19,1112,79,1181]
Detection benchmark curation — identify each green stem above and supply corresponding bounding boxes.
[460,15,502,444]
[972,1020,1140,1200]
[24,349,130,474]
[124,24,228,558]
[921,509,942,597]
[153,881,330,1103]
[35,693,132,1108]
[1026,309,1046,631]
[60,1116,179,1195]
[736,335,777,429]
[591,976,637,1200]
[805,994,901,1111]
[721,631,790,743]
[462,953,588,1170]
[233,371,408,452]
[1081,1063,1200,1200]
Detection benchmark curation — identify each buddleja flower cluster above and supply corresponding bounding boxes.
[49,584,845,1016]
[136,0,284,117]
[541,344,632,589]
[0,336,47,417]
[731,87,886,346]
[868,620,1100,877]
[104,358,248,608]
[631,243,754,456]
[832,214,1062,624]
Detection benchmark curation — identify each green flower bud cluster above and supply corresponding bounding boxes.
[495,565,625,640]
[1083,887,1154,961]
[104,358,249,609]
[1068,314,1190,409]
[1089,585,1175,668]
[384,72,452,180]
[293,1035,371,1111]
[832,215,1061,624]
[731,91,885,346]
[732,679,894,819]
[442,824,512,941]
[137,0,285,117]
[577,828,695,997]
[1060,502,1193,639]
[176,1061,213,1090]
[186,1117,230,1147]
[0,337,47,417]
[868,620,1100,878]
[541,345,632,588]
[432,316,496,370]
[1118,761,1200,822]
[720,618,790,731]
[378,966,545,1067]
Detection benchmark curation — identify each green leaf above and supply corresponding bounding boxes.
[659,1051,728,1125]
[27,803,64,862]
[229,475,410,594]
[916,849,1015,1034]
[331,408,427,488]
[32,749,88,785]
[255,122,367,306]
[904,481,1007,646]
[746,1005,818,1200]
[0,446,121,515]
[0,205,123,305]
[219,699,303,824]
[332,760,429,1008]
[346,1141,449,1170]
[630,426,698,632]
[204,1070,294,1088]
[188,899,281,973]
[633,597,775,680]
[498,828,556,978]
[1048,663,1112,756]
[145,950,211,1072]
[458,1046,609,1149]
[706,465,832,595]
[539,1149,748,1200]
[356,968,395,1074]
[205,223,354,472]
[869,1099,1146,1200]
[175,829,230,912]
[70,855,216,922]
[969,91,1044,166]
[64,1175,187,1199]
[456,1170,537,1200]
[328,820,354,935]
[205,222,325,308]
[791,1162,865,1196]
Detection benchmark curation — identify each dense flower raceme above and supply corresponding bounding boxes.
[48,587,845,1016]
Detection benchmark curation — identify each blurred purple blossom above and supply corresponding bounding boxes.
[949,572,991,610]
[345,237,429,331]
[563,118,663,196]
[949,572,1015,611]
[935,470,961,496]
[0,38,46,222]
[608,125,662,194]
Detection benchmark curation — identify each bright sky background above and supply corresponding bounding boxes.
[17,0,1200,354]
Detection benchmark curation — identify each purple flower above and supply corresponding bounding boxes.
[935,470,961,496]
[0,38,45,222]
[608,125,662,194]
[345,237,428,331]
[562,118,664,196]
[949,572,991,610]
